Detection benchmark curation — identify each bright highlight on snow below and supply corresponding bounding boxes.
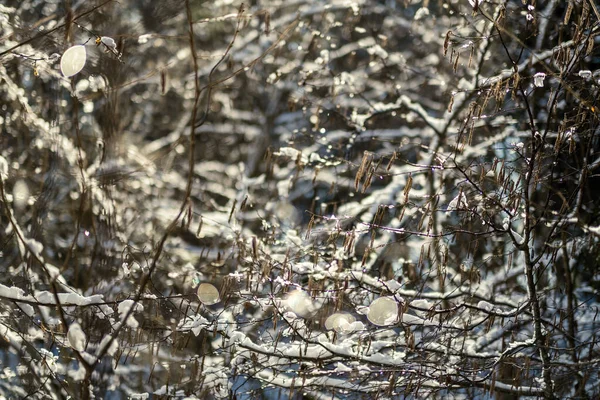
[284,289,314,317]
[533,72,546,88]
[367,297,398,326]
[197,283,220,305]
[60,45,87,77]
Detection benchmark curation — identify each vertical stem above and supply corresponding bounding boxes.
[523,249,554,398]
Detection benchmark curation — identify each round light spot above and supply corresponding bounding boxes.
[285,290,314,318]
[324,313,356,333]
[12,179,29,210]
[367,297,398,326]
[60,45,87,77]
[197,283,220,305]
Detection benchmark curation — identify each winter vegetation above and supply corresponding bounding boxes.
[1,0,600,398]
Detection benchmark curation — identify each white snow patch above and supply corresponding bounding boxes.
[67,322,86,351]
[117,300,143,329]
[98,334,119,356]
[533,72,546,88]
[477,300,494,312]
